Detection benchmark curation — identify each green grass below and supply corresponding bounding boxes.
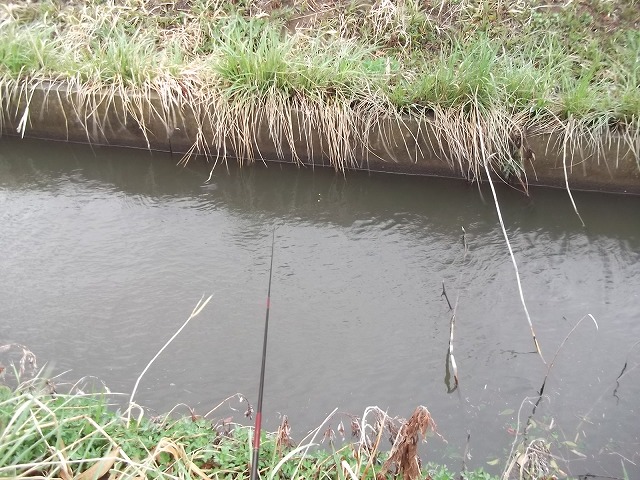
[80,26,161,85]
[0,23,62,77]
[1,0,637,115]
[0,382,500,480]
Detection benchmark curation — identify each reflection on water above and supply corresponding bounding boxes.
[1,136,639,477]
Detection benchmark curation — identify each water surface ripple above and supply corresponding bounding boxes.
[1,138,639,477]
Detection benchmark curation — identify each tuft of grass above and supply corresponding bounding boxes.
[79,25,162,85]
[208,14,389,101]
[0,23,62,77]
[211,15,293,95]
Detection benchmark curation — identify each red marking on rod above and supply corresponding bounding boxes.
[253,412,262,449]
[266,298,271,308]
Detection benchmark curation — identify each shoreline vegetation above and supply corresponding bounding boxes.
[1,314,606,480]
[0,0,639,189]
[0,2,638,477]
[0,345,510,480]
[0,383,503,480]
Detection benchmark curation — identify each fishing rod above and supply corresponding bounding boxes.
[250,229,276,480]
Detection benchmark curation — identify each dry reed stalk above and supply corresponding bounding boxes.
[127,294,212,422]
[441,281,459,386]
[477,109,544,364]
[461,226,468,259]
[448,300,459,387]
[203,392,251,419]
[483,155,543,362]
[562,118,586,227]
[360,408,391,478]
[67,375,111,396]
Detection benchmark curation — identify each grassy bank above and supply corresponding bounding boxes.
[0,0,639,179]
[0,378,504,480]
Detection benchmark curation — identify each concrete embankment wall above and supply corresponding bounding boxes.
[2,83,639,194]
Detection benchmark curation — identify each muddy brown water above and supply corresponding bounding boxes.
[1,136,639,477]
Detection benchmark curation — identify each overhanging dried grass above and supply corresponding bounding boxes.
[2,0,638,182]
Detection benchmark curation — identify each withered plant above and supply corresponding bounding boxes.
[375,406,437,480]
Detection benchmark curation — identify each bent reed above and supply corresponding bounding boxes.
[0,0,639,182]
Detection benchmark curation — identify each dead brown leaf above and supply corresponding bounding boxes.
[76,446,120,480]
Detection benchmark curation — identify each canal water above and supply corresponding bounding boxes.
[1,136,639,477]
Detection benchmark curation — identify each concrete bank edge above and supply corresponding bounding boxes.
[2,83,639,195]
